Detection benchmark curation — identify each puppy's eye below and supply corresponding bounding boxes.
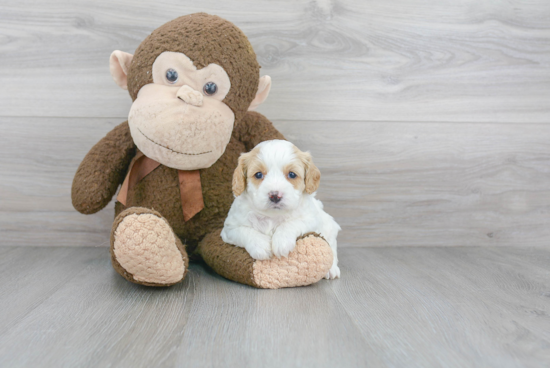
[203,82,218,96]
[254,172,263,179]
[288,172,297,179]
[165,69,178,83]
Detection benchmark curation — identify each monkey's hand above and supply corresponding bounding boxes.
[71,121,135,214]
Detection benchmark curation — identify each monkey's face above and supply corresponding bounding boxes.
[127,51,234,170]
[110,14,272,169]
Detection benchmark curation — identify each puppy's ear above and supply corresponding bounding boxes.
[232,153,249,196]
[300,151,321,194]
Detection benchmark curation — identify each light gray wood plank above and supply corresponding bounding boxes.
[2,116,550,248]
[169,265,373,368]
[0,247,104,332]
[0,247,372,368]
[280,120,550,248]
[0,117,120,246]
[0,0,549,122]
[0,248,197,367]
[0,246,549,367]
[332,247,550,368]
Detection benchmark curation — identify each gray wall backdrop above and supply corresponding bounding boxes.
[1,0,549,247]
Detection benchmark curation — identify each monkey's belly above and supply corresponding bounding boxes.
[115,137,245,250]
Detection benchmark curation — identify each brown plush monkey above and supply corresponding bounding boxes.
[71,13,333,289]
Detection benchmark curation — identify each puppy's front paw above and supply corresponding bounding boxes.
[245,235,273,260]
[272,231,298,258]
[324,264,341,280]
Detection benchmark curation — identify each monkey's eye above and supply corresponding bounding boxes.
[165,69,178,83]
[254,172,263,179]
[288,172,297,179]
[203,82,218,96]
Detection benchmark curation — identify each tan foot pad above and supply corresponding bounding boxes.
[199,230,333,289]
[111,209,187,286]
[252,234,333,289]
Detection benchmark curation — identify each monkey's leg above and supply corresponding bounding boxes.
[110,207,189,286]
[199,229,333,289]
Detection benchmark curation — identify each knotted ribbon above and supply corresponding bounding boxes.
[116,151,204,222]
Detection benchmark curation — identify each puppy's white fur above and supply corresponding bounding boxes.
[221,140,341,279]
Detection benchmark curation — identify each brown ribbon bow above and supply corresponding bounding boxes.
[116,151,205,222]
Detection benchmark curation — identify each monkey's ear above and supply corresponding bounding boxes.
[109,51,134,90]
[248,75,272,111]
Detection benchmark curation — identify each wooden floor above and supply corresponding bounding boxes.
[0,246,548,368]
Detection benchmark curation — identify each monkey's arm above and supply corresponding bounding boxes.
[233,111,285,151]
[72,121,136,214]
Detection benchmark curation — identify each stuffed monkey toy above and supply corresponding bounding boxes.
[72,13,333,289]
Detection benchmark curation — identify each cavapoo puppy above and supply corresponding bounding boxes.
[221,140,341,279]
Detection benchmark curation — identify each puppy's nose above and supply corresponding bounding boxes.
[269,191,282,204]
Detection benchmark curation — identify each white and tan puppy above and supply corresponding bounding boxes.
[221,140,341,279]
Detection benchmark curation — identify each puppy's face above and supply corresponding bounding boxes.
[232,140,321,213]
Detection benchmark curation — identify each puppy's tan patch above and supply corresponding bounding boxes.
[232,146,262,196]
[293,147,321,194]
[283,162,306,192]
[248,159,268,189]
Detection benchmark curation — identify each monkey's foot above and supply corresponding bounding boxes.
[110,207,188,286]
[199,230,333,289]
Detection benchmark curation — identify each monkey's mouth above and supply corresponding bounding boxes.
[138,128,212,156]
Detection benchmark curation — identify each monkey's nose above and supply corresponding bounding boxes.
[177,85,203,107]
[269,191,282,204]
